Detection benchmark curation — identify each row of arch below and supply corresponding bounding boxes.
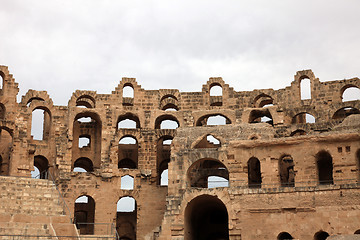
[187,149,360,189]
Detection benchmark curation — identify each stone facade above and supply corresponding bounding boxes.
[0,65,360,240]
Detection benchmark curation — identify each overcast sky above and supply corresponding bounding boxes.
[1,0,360,105]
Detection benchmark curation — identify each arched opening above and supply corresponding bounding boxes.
[79,135,91,148]
[278,232,294,239]
[184,195,229,240]
[208,176,229,188]
[279,155,295,187]
[121,175,134,190]
[32,155,49,179]
[76,95,95,108]
[354,229,360,234]
[116,197,137,240]
[161,95,179,111]
[332,107,360,120]
[31,108,51,141]
[155,115,179,129]
[117,114,140,129]
[26,97,45,107]
[72,112,102,171]
[248,157,262,188]
[314,230,329,240]
[194,134,221,149]
[0,128,12,176]
[187,159,229,188]
[290,129,307,136]
[249,109,273,125]
[74,195,95,235]
[73,157,94,172]
[0,104,5,119]
[316,151,333,185]
[292,112,315,124]
[254,94,274,108]
[342,86,360,102]
[210,84,222,96]
[196,114,231,126]
[123,85,134,98]
[0,72,3,90]
[119,136,138,169]
[300,77,311,100]
[157,136,172,185]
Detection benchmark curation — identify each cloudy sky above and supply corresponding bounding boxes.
[1,0,359,105]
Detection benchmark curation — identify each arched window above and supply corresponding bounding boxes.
[157,136,172,185]
[187,159,229,188]
[160,169,168,186]
[354,229,360,234]
[248,157,262,188]
[332,107,360,120]
[277,232,294,240]
[314,230,330,240]
[74,195,95,235]
[254,94,274,108]
[78,135,91,148]
[31,108,51,141]
[32,155,49,179]
[117,114,140,129]
[160,95,179,111]
[342,86,360,102]
[292,112,315,124]
[73,158,94,172]
[116,196,137,239]
[249,110,273,125]
[316,151,333,185]
[196,114,231,126]
[185,195,229,240]
[121,175,134,190]
[210,84,222,96]
[300,77,311,100]
[279,155,295,187]
[76,95,95,108]
[123,85,134,98]
[155,115,179,129]
[118,136,138,169]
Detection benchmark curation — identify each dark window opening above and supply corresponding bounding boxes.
[196,114,231,126]
[316,151,333,185]
[279,155,295,187]
[278,232,294,240]
[118,158,137,169]
[118,136,138,169]
[74,195,95,235]
[248,157,262,188]
[188,159,229,188]
[76,95,95,108]
[332,107,360,120]
[249,110,273,125]
[74,157,94,172]
[314,231,330,240]
[254,94,274,108]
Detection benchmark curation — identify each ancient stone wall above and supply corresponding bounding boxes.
[0,65,360,239]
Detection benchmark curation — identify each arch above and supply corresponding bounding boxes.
[155,115,179,129]
[341,85,360,102]
[73,157,94,172]
[248,157,262,188]
[332,107,360,120]
[117,113,140,129]
[76,95,95,108]
[116,196,137,239]
[279,155,295,187]
[292,112,315,124]
[74,195,95,235]
[121,175,134,190]
[314,230,329,240]
[32,155,49,179]
[354,229,360,234]
[0,103,5,119]
[26,97,45,107]
[249,109,273,125]
[31,107,51,141]
[316,151,333,185]
[157,135,172,185]
[187,158,229,188]
[119,135,138,169]
[160,169,168,186]
[184,194,229,240]
[290,129,307,136]
[277,232,294,239]
[300,76,311,100]
[210,84,223,96]
[123,84,134,98]
[196,114,231,126]
[253,93,274,108]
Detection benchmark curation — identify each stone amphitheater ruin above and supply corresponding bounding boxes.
[0,65,360,240]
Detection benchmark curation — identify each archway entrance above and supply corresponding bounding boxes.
[185,195,229,240]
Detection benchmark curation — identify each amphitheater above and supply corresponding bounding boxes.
[0,65,360,240]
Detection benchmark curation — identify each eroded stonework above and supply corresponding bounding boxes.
[0,65,360,240]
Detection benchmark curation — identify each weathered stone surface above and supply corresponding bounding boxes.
[0,66,360,239]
